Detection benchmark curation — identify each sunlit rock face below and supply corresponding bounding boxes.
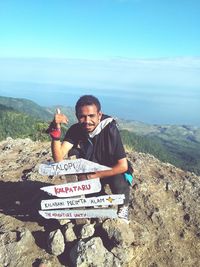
[0,138,199,267]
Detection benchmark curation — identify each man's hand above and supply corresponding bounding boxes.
[54,112,68,128]
[46,108,68,136]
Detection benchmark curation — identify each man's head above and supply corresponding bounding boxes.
[75,95,102,133]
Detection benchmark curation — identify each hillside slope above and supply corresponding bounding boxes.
[0,96,52,120]
[0,103,49,141]
[0,138,199,266]
[118,119,200,175]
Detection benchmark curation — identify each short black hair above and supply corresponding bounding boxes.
[75,95,101,116]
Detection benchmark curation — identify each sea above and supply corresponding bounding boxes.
[0,81,199,126]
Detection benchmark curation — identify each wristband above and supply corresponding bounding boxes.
[49,128,61,140]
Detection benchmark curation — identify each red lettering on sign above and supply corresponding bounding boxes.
[69,187,73,193]
[85,184,91,190]
[77,185,82,191]
[54,187,59,194]
[64,187,69,193]
[82,185,86,190]
[54,182,92,195]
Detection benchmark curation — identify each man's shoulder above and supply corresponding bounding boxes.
[102,115,118,131]
[65,122,83,137]
[68,122,81,130]
[99,115,120,139]
[101,114,117,127]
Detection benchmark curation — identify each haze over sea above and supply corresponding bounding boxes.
[0,70,199,126]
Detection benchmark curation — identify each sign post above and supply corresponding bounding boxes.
[38,159,124,220]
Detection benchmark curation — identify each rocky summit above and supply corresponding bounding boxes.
[0,137,199,267]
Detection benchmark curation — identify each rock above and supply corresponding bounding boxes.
[0,138,200,267]
[0,228,35,267]
[37,258,52,267]
[59,219,71,226]
[80,223,95,239]
[70,237,121,267]
[63,222,77,242]
[47,229,65,256]
[102,219,135,247]
[17,227,35,248]
[111,246,134,265]
[33,256,62,267]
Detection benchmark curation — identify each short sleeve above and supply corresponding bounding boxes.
[63,124,80,145]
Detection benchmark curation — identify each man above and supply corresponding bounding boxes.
[48,95,131,222]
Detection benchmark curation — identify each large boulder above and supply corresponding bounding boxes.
[0,228,35,267]
[47,229,65,256]
[102,219,135,247]
[70,237,121,267]
[80,223,95,239]
[63,222,77,242]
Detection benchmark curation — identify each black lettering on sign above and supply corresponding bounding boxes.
[91,198,105,205]
[45,201,65,208]
[74,213,87,218]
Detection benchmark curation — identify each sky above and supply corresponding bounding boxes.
[0,0,200,125]
[0,0,200,58]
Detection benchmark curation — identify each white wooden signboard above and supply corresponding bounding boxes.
[39,208,118,219]
[40,178,101,197]
[41,194,125,210]
[38,159,124,220]
[39,158,111,176]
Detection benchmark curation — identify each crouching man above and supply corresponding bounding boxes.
[48,95,132,223]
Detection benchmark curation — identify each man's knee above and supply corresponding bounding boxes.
[109,174,130,192]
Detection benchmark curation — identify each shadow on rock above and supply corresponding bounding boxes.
[0,180,54,223]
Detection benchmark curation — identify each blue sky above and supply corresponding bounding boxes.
[0,0,199,125]
[0,0,199,58]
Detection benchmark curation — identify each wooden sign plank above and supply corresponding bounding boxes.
[40,178,101,197]
[41,194,125,210]
[39,158,111,176]
[39,208,118,219]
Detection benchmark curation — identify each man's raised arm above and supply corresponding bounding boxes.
[48,109,73,162]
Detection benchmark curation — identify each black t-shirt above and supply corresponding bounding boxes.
[63,115,126,167]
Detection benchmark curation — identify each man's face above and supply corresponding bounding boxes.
[77,104,102,133]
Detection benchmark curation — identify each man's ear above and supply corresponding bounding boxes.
[98,111,102,120]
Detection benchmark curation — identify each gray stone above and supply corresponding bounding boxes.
[102,219,135,247]
[63,222,77,242]
[111,246,134,265]
[70,237,121,267]
[0,228,35,267]
[59,219,71,226]
[48,229,65,256]
[80,223,95,239]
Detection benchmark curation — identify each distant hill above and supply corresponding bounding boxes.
[0,96,52,121]
[117,118,200,142]
[0,103,49,141]
[118,119,200,175]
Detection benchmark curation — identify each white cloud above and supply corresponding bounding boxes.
[0,56,199,91]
